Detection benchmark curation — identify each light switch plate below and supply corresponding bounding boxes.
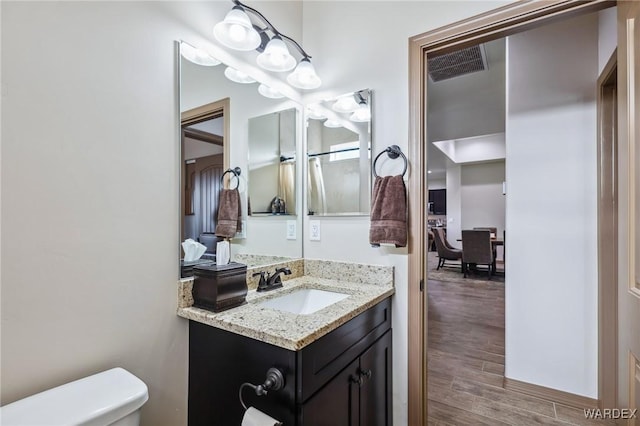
[286,220,297,240]
[309,220,321,241]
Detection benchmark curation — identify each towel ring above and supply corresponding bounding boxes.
[220,167,241,190]
[372,145,407,178]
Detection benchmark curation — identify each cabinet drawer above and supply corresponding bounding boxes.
[297,297,391,402]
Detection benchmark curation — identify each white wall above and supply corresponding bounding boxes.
[461,161,506,235]
[454,133,506,163]
[301,3,513,422]
[183,138,224,160]
[445,164,463,244]
[598,7,617,74]
[247,112,281,213]
[505,13,598,398]
[428,179,446,190]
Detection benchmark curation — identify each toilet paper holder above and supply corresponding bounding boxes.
[239,367,285,410]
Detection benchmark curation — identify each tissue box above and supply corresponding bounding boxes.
[180,258,215,278]
[192,262,248,312]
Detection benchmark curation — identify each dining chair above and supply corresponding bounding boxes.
[474,226,498,260]
[433,228,463,272]
[427,228,435,252]
[462,229,494,279]
[473,226,498,237]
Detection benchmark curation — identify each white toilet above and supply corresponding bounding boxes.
[0,367,149,426]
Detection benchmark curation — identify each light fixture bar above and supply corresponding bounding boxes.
[231,0,312,60]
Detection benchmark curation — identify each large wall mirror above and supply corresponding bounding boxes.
[306,89,372,216]
[178,41,303,275]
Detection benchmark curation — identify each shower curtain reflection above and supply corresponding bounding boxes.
[308,157,326,215]
[279,160,296,215]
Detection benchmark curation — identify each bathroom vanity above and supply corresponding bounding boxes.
[177,260,394,426]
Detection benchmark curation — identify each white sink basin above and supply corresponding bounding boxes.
[258,288,349,315]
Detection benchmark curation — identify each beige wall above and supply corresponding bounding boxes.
[1,3,188,424]
[461,161,506,235]
[0,2,301,425]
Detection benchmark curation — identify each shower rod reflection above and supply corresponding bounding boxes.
[307,146,370,158]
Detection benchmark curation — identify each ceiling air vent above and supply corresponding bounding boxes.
[428,44,488,82]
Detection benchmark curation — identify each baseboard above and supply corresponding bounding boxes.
[504,378,599,409]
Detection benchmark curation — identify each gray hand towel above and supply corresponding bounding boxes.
[369,175,407,247]
[215,188,241,238]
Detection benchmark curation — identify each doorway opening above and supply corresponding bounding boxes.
[180,99,230,276]
[407,2,620,424]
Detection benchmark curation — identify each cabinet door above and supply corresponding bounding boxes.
[302,359,359,426]
[359,331,392,426]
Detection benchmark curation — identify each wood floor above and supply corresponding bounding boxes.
[426,271,613,425]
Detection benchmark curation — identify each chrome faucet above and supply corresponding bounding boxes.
[254,267,291,292]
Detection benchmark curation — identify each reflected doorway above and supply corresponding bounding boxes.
[180,98,230,274]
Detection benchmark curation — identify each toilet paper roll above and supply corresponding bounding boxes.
[241,407,282,426]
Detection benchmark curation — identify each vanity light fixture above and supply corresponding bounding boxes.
[180,42,221,67]
[214,0,321,89]
[213,5,261,51]
[332,95,360,113]
[256,35,296,72]
[350,100,371,122]
[323,119,342,128]
[224,66,257,84]
[287,58,321,90]
[307,106,327,120]
[258,84,284,99]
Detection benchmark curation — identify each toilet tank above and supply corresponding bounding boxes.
[0,367,149,426]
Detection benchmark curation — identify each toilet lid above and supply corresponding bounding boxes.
[0,367,148,426]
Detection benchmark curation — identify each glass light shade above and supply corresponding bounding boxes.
[307,106,326,120]
[350,102,371,122]
[332,95,359,113]
[224,66,256,84]
[258,84,284,99]
[180,43,221,66]
[287,58,321,90]
[323,119,342,128]
[213,6,261,51]
[256,36,296,72]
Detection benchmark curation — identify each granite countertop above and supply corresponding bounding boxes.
[177,270,394,351]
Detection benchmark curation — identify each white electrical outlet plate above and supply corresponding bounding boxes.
[286,220,297,240]
[309,220,321,241]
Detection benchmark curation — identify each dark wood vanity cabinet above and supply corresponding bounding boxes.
[188,297,392,426]
[301,330,392,426]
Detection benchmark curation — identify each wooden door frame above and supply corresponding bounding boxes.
[407,1,615,423]
[617,1,640,420]
[180,98,230,243]
[597,49,618,410]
